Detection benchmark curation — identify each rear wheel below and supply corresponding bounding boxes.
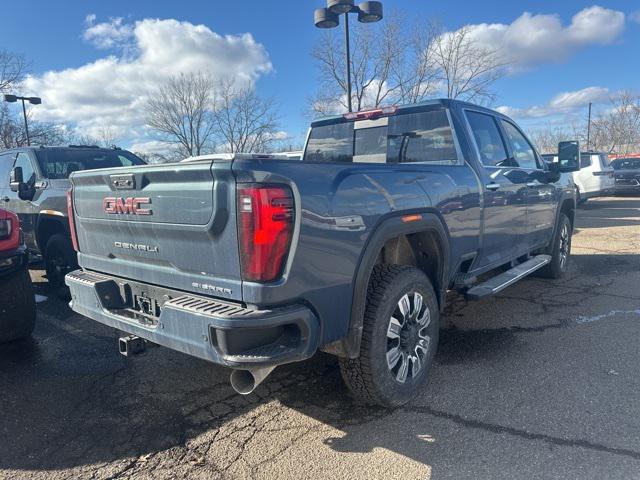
[0,266,36,343]
[539,213,572,279]
[339,265,439,407]
[44,234,77,297]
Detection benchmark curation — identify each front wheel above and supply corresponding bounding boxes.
[539,213,572,279]
[339,265,439,407]
[0,266,36,343]
[44,234,78,297]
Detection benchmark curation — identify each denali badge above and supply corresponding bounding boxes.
[103,197,152,215]
[114,241,159,253]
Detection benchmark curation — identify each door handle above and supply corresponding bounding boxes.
[485,183,500,191]
[526,182,539,187]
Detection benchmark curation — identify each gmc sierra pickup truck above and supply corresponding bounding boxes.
[66,99,579,406]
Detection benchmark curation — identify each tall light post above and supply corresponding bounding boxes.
[314,0,383,113]
[3,94,42,146]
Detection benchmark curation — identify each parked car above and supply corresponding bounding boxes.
[0,145,145,291]
[542,151,614,205]
[611,157,640,194]
[66,99,578,406]
[0,208,36,343]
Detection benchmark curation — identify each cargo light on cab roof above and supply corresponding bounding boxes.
[343,105,398,121]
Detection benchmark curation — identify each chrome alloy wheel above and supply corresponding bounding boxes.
[386,292,431,383]
[559,223,570,270]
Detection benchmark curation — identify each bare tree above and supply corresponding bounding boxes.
[589,92,640,154]
[212,80,280,153]
[145,73,217,157]
[0,104,67,148]
[310,14,439,116]
[431,25,506,104]
[0,49,28,93]
[530,123,572,154]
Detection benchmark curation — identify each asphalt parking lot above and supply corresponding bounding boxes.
[1,196,639,480]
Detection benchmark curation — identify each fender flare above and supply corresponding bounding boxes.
[324,212,451,359]
[35,213,70,252]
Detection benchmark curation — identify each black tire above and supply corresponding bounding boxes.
[0,266,36,343]
[339,265,439,407]
[44,234,77,296]
[539,213,572,279]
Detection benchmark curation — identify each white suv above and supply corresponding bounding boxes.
[543,152,614,205]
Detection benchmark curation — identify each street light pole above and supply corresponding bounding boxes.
[343,13,352,113]
[314,1,383,113]
[3,94,42,147]
[20,98,30,146]
[586,102,592,151]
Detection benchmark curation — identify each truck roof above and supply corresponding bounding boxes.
[309,98,497,127]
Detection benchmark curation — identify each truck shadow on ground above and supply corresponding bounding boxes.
[1,253,639,476]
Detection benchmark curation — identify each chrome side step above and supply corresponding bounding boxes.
[466,255,551,300]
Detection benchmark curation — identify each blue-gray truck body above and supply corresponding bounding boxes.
[66,99,576,376]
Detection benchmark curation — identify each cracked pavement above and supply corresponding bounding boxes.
[1,196,639,480]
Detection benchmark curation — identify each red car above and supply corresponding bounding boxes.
[0,209,36,343]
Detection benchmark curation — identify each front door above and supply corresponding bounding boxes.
[465,110,528,268]
[499,120,557,249]
[5,151,39,251]
[0,152,14,211]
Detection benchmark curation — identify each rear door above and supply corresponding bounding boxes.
[465,110,528,267]
[71,160,243,300]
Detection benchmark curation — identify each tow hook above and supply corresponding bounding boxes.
[118,335,146,356]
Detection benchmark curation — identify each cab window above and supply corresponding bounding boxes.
[466,111,510,167]
[0,153,15,187]
[500,120,539,169]
[14,152,36,184]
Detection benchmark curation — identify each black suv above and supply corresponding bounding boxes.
[0,146,145,290]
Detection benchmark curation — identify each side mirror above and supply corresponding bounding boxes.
[555,141,580,173]
[9,167,35,201]
[9,166,24,192]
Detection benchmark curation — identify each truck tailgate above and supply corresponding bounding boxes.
[70,160,242,301]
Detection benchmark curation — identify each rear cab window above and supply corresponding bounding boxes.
[304,107,459,164]
[35,149,145,179]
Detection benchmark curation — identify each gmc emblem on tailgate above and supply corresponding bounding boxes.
[103,197,152,215]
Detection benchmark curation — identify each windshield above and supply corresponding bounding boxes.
[35,149,145,179]
[611,158,640,170]
[304,108,459,164]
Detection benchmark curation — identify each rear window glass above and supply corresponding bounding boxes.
[35,149,145,179]
[612,158,640,169]
[304,108,458,164]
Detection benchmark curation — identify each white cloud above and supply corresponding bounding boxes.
[83,15,134,50]
[24,17,272,149]
[454,6,625,71]
[497,86,611,119]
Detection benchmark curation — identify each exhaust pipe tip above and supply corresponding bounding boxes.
[230,365,277,395]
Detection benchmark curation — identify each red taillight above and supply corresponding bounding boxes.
[0,211,20,252]
[66,189,79,252]
[237,185,294,282]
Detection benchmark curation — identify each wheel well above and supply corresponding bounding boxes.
[376,231,444,304]
[559,198,575,228]
[36,218,67,253]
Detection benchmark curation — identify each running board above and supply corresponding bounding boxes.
[465,255,551,300]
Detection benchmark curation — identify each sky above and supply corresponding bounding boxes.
[1,0,639,153]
